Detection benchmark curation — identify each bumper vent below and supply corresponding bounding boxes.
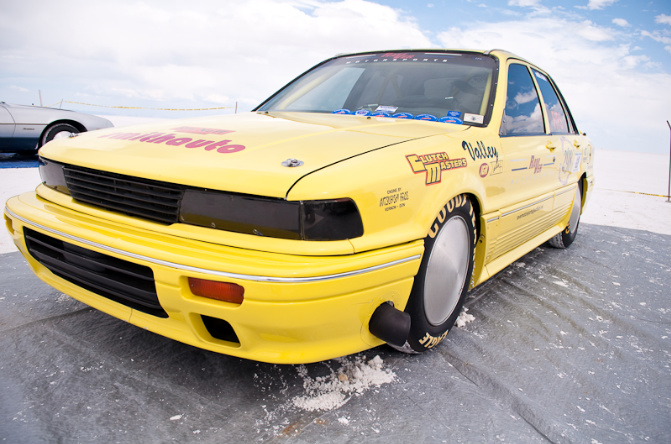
[24,228,167,317]
[63,164,184,224]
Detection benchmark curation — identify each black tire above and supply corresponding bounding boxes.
[399,194,477,353]
[40,123,80,147]
[548,181,582,249]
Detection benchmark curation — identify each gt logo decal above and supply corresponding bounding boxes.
[479,163,489,177]
[406,152,467,185]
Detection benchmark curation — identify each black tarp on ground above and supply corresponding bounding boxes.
[1,224,669,444]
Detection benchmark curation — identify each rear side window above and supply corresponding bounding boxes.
[533,69,570,134]
[501,64,544,136]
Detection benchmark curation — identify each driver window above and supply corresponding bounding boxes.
[501,64,545,136]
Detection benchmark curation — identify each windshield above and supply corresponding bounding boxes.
[257,51,497,125]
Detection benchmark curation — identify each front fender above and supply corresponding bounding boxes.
[287,129,493,254]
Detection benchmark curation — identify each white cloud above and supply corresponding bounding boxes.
[585,0,617,10]
[656,14,671,26]
[612,18,630,27]
[576,20,615,41]
[436,17,671,153]
[506,0,551,15]
[641,30,671,55]
[0,0,432,110]
[508,0,541,7]
[1,0,669,154]
[9,85,30,93]
[642,15,671,56]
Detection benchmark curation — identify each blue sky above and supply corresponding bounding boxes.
[1,0,670,153]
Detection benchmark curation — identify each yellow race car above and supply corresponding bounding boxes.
[4,49,594,364]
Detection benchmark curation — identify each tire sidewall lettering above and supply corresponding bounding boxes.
[405,195,476,352]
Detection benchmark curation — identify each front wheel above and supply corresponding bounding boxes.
[40,123,80,147]
[400,195,476,353]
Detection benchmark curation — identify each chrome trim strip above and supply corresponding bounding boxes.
[5,206,421,283]
[486,216,499,223]
[501,195,553,218]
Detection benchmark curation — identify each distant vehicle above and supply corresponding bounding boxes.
[0,101,113,154]
[5,49,594,364]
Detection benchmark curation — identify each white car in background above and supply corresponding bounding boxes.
[0,101,113,154]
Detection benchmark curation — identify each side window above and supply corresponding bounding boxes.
[532,69,570,134]
[501,64,544,136]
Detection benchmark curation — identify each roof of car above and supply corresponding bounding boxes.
[332,48,530,65]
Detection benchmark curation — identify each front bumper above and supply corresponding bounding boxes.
[5,191,423,364]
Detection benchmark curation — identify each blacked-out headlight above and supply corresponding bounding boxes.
[38,157,70,194]
[180,189,363,241]
[38,158,363,241]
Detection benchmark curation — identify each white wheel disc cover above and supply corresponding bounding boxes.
[424,216,470,326]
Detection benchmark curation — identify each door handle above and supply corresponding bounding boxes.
[546,141,556,151]
[573,140,581,149]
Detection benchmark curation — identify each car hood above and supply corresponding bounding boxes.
[41,111,469,198]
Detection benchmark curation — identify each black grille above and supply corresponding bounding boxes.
[63,164,184,224]
[24,228,167,317]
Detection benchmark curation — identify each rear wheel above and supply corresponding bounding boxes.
[548,182,582,249]
[399,195,476,353]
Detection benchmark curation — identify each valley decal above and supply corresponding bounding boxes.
[462,140,498,162]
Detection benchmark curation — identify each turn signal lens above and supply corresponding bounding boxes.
[188,278,244,304]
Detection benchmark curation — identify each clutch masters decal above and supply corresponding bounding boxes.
[406,152,467,185]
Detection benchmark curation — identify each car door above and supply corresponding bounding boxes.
[0,103,17,150]
[530,67,588,195]
[487,62,560,261]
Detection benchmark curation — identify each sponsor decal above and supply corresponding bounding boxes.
[393,112,414,119]
[558,137,574,185]
[516,204,544,220]
[375,105,398,113]
[372,111,391,117]
[463,113,484,124]
[354,109,372,116]
[571,152,582,172]
[406,152,467,185]
[415,114,438,121]
[99,129,245,154]
[462,140,499,163]
[379,187,409,212]
[529,155,543,174]
[380,53,415,60]
[511,155,553,174]
[332,109,352,114]
[479,163,489,177]
[490,159,504,175]
[439,116,463,124]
